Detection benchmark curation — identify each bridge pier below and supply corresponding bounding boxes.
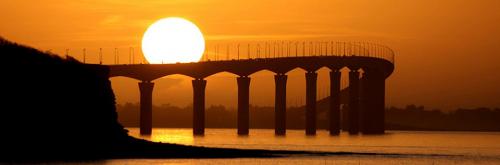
[237,76,250,135]
[329,70,341,135]
[376,72,386,134]
[360,72,369,134]
[348,69,360,134]
[372,70,386,134]
[192,78,206,135]
[139,81,154,135]
[360,69,386,134]
[305,71,317,135]
[274,74,287,135]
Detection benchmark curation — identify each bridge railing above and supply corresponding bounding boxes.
[200,41,395,64]
[57,41,394,65]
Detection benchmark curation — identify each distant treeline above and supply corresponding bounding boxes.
[117,103,500,132]
[386,105,500,131]
[117,103,313,129]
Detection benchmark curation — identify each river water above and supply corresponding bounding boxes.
[84,128,500,164]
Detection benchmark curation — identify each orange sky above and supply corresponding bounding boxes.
[1,0,499,110]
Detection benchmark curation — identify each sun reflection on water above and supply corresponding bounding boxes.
[127,128,194,145]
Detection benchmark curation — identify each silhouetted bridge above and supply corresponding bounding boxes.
[108,42,395,135]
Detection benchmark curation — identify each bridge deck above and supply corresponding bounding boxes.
[109,55,394,81]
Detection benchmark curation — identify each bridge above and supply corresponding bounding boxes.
[107,41,395,136]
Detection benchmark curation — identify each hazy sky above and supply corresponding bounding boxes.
[1,0,499,110]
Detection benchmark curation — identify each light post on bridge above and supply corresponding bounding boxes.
[282,41,285,57]
[65,49,69,59]
[226,44,230,60]
[99,48,102,64]
[259,43,262,58]
[331,42,334,56]
[325,42,328,56]
[82,48,86,63]
[295,42,299,57]
[114,48,117,64]
[273,41,276,58]
[303,42,305,57]
[309,42,313,56]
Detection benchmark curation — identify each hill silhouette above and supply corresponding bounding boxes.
[1,37,129,160]
[0,37,345,162]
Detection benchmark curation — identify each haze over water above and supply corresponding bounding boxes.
[94,128,500,164]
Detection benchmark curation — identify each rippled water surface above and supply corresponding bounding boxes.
[76,128,500,164]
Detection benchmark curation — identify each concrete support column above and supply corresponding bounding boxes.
[139,81,154,135]
[274,74,287,135]
[373,70,386,134]
[237,76,251,135]
[305,71,317,135]
[348,69,360,134]
[329,70,341,135]
[192,78,207,135]
[360,72,369,133]
[360,69,386,134]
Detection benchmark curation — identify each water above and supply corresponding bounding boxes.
[90,129,500,164]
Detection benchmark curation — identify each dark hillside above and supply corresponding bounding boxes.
[0,37,129,160]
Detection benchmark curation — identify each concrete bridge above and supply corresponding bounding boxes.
[108,43,395,136]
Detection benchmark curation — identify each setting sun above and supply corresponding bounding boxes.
[141,17,205,64]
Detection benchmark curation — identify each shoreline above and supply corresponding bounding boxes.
[1,137,460,163]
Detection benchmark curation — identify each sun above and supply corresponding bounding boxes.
[141,17,205,64]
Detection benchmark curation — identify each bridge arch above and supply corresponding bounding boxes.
[204,71,240,78]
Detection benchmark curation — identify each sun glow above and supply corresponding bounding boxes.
[141,17,205,64]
